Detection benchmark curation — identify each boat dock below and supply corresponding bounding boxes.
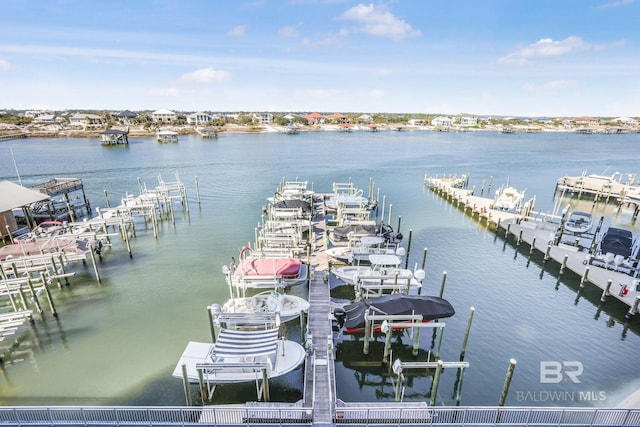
[0,133,27,142]
[425,175,640,318]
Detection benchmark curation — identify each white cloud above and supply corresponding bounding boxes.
[523,80,579,92]
[227,25,246,37]
[179,67,231,84]
[598,0,634,9]
[0,58,13,70]
[339,3,421,42]
[498,36,590,65]
[372,68,394,77]
[278,27,299,38]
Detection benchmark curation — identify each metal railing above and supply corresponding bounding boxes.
[0,406,313,426]
[0,405,639,426]
[334,405,640,426]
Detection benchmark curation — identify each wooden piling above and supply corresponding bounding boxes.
[404,229,412,269]
[421,248,428,271]
[625,296,640,320]
[439,271,447,298]
[498,359,517,406]
[26,279,43,314]
[195,176,201,205]
[459,307,475,361]
[530,237,536,255]
[601,280,612,302]
[560,255,568,275]
[579,267,589,289]
[181,364,192,406]
[88,244,102,283]
[429,360,444,406]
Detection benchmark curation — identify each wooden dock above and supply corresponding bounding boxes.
[0,133,27,142]
[426,176,640,318]
[304,196,336,425]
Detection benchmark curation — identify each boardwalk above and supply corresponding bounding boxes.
[305,196,335,425]
[426,176,640,318]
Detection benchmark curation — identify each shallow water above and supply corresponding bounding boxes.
[0,130,639,407]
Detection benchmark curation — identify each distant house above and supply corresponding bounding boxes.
[612,117,638,126]
[358,114,373,123]
[326,113,348,124]
[283,114,296,123]
[117,110,137,125]
[458,114,478,127]
[33,114,58,123]
[187,112,213,125]
[432,116,453,128]
[574,116,599,127]
[408,119,425,126]
[151,109,177,123]
[252,112,274,125]
[69,113,102,128]
[305,112,325,125]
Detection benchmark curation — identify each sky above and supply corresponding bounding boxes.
[0,0,639,117]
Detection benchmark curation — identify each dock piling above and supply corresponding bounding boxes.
[429,360,444,406]
[498,359,517,406]
[459,307,475,361]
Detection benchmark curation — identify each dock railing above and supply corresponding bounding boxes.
[0,405,638,426]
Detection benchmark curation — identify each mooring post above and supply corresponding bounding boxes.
[439,271,447,298]
[460,307,475,361]
[601,280,612,302]
[530,237,537,255]
[262,368,270,401]
[412,324,422,356]
[543,243,551,264]
[625,296,640,320]
[580,267,590,289]
[383,322,393,364]
[404,229,413,269]
[517,229,523,246]
[429,360,444,406]
[26,278,42,314]
[387,204,393,227]
[88,243,101,283]
[498,359,517,406]
[181,364,192,406]
[363,311,371,355]
[395,370,404,401]
[560,255,568,275]
[506,223,511,239]
[421,247,428,270]
[198,369,206,404]
[39,273,57,317]
[104,190,110,208]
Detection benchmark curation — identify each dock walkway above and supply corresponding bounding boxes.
[304,196,335,425]
[426,176,640,317]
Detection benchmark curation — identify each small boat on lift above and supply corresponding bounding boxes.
[563,211,593,235]
[223,246,308,290]
[325,236,400,264]
[221,290,309,323]
[333,294,455,334]
[493,185,524,211]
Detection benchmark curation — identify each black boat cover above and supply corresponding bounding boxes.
[599,227,633,258]
[273,199,313,215]
[340,294,455,330]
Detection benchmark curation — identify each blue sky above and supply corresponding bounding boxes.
[1,0,638,116]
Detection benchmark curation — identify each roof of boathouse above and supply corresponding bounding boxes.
[0,180,50,213]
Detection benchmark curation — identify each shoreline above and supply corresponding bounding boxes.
[0,123,607,140]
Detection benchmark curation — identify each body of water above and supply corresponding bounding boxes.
[0,130,639,407]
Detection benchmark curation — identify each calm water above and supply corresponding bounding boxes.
[0,130,639,407]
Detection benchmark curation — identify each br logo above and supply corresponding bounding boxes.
[540,361,583,384]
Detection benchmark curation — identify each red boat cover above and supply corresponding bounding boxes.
[235,257,301,278]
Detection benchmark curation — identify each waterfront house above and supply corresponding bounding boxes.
[458,114,478,127]
[117,110,137,125]
[408,119,426,126]
[187,112,213,125]
[253,112,274,125]
[326,113,348,124]
[432,116,453,128]
[358,114,374,123]
[151,109,177,123]
[69,113,103,129]
[305,112,325,125]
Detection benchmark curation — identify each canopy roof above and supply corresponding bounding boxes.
[211,328,279,358]
[0,181,49,212]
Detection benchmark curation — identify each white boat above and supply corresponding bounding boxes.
[325,236,400,264]
[223,246,308,290]
[331,254,423,296]
[563,211,593,235]
[493,186,524,211]
[172,322,306,385]
[221,290,309,323]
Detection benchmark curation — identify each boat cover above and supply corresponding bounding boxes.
[599,227,633,258]
[211,328,279,358]
[341,294,455,330]
[273,199,312,215]
[331,223,394,241]
[235,257,301,278]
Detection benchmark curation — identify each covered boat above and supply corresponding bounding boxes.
[328,223,399,247]
[223,246,308,290]
[172,326,306,384]
[221,291,309,323]
[563,211,593,235]
[333,294,455,333]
